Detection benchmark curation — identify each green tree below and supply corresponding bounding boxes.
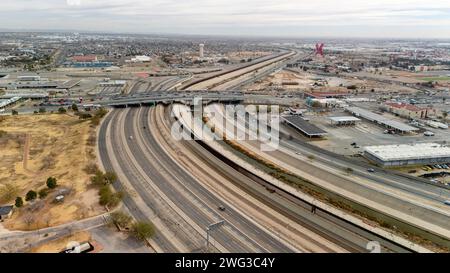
[98,185,124,207]
[79,113,92,120]
[39,189,49,199]
[110,211,132,228]
[15,197,23,208]
[99,185,113,206]
[39,107,46,113]
[104,171,118,184]
[25,190,37,201]
[91,170,106,186]
[11,110,18,115]
[46,177,58,189]
[131,221,155,241]
[71,103,79,112]
[58,107,67,114]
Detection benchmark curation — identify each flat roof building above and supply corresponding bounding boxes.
[329,116,361,126]
[283,116,327,138]
[72,55,98,62]
[363,143,450,166]
[346,106,419,133]
[0,97,21,109]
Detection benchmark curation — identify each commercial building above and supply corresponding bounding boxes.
[72,55,98,62]
[363,143,450,166]
[99,80,127,87]
[0,81,59,89]
[128,55,152,63]
[0,96,21,109]
[382,102,436,119]
[346,106,419,134]
[1,92,48,99]
[329,116,361,126]
[306,98,348,108]
[18,75,40,81]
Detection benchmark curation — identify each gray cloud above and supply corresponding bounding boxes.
[1,0,450,38]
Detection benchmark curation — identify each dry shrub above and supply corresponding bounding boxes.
[0,183,19,204]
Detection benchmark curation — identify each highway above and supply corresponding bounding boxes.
[95,45,449,252]
[170,104,419,252]
[185,51,296,90]
[155,105,357,252]
[203,104,450,247]
[99,107,303,252]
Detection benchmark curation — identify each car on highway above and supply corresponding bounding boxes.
[129,136,134,140]
[367,168,375,173]
[444,200,450,206]
[424,131,435,137]
[218,205,226,211]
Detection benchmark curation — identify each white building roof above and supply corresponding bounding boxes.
[329,116,361,122]
[0,96,21,108]
[346,106,419,132]
[364,143,450,162]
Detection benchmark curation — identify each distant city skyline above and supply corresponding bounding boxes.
[1,0,450,39]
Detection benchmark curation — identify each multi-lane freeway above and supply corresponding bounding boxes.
[95,47,449,253]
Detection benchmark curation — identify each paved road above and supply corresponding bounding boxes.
[204,104,450,247]
[99,107,296,252]
[98,110,180,252]
[166,105,411,252]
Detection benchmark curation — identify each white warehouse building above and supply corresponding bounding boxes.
[363,143,450,167]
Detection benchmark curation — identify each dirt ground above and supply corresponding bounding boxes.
[227,51,271,63]
[246,70,314,92]
[0,113,105,230]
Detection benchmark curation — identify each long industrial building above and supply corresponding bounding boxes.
[363,143,450,166]
[283,116,327,138]
[346,106,419,134]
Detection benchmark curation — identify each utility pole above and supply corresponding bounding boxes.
[206,220,225,253]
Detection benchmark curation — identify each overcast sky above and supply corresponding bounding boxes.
[2,0,450,38]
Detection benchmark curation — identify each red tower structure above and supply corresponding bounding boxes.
[315,43,324,57]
